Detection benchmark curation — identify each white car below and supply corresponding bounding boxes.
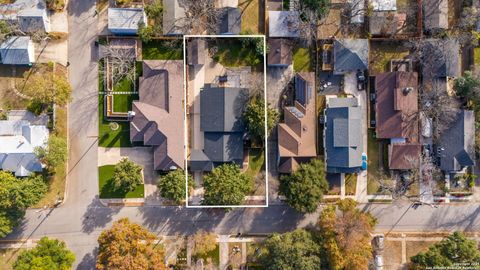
[374,255,384,270]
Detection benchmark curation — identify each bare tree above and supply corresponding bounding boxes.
[178,0,222,35]
[451,6,479,47]
[100,43,136,90]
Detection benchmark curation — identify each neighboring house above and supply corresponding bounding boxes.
[0,0,50,33]
[163,0,186,35]
[421,39,460,79]
[423,0,448,32]
[268,11,299,38]
[333,39,369,75]
[375,71,421,170]
[218,7,241,35]
[108,8,147,35]
[369,0,406,37]
[324,97,364,173]
[371,0,396,10]
[0,36,35,65]
[278,73,316,173]
[130,60,185,171]
[190,84,248,170]
[267,38,292,67]
[0,111,49,177]
[187,38,206,66]
[438,110,475,174]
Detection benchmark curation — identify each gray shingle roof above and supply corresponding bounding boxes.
[108,8,145,33]
[162,0,186,35]
[439,110,475,172]
[333,39,369,74]
[422,39,460,78]
[423,0,448,30]
[268,11,299,38]
[218,7,241,34]
[188,149,213,171]
[187,39,206,66]
[0,36,33,65]
[203,132,243,164]
[325,97,364,173]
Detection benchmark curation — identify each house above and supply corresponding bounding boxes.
[267,38,292,67]
[423,0,448,32]
[421,39,460,79]
[163,0,186,35]
[108,8,147,35]
[278,73,316,173]
[130,60,185,171]
[369,0,406,37]
[268,11,300,38]
[333,39,369,75]
[218,7,241,35]
[0,0,50,33]
[375,71,421,170]
[0,36,35,65]
[438,110,475,173]
[190,85,248,169]
[324,97,364,173]
[371,0,396,11]
[187,38,206,66]
[0,111,49,177]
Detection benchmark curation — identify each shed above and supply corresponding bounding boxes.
[0,36,34,65]
[108,8,147,35]
[218,7,241,34]
[268,11,299,38]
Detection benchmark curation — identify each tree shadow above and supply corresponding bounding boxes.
[76,247,98,270]
[81,196,121,234]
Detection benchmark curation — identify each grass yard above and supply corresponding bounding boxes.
[475,47,480,66]
[212,38,263,67]
[98,94,133,147]
[293,47,312,72]
[98,165,144,199]
[345,173,357,195]
[369,42,410,76]
[367,130,392,195]
[405,240,438,259]
[142,40,183,60]
[193,244,220,266]
[0,249,22,270]
[245,148,265,179]
[239,0,260,33]
[384,240,403,268]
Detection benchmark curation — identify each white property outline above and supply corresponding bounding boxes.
[183,34,268,208]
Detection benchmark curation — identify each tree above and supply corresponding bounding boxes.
[0,172,47,237]
[299,0,330,17]
[454,71,480,99]
[145,0,163,18]
[45,0,65,11]
[243,97,279,143]
[180,0,222,34]
[115,0,133,7]
[259,229,322,270]
[280,159,328,213]
[203,163,252,205]
[100,43,137,86]
[13,237,75,270]
[112,158,143,192]
[157,169,191,203]
[138,23,155,43]
[192,230,217,256]
[22,69,72,106]
[317,199,377,270]
[410,231,480,269]
[35,135,67,173]
[97,218,166,270]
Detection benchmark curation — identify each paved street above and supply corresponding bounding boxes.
[2,1,480,269]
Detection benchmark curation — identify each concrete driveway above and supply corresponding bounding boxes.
[266,66,293,110]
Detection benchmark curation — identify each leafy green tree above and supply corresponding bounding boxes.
[192,230,217,257]
[112,158,143,192]
[454,71,480,98]
[138,23,155,43]
[13,237,75,270]
[203,163,252,205]
[280,158,328,213]
[317,199,377,270]
[145,0,163,18]
[35,135,67,172]
[410,231,480,269]
[22,69,72,106]
[0,171,47,237]
[157,169,192,203]
[259,229,321,270]
[299,0,330,17]
[97,218,166,270]
[243,97,279,143]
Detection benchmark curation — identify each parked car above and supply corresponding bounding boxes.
[374,255,384,270]
[357,70,366,91]
[322,44,333,71]
[362,153,368,170]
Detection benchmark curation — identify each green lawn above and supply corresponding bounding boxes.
[98,165,145,199]
[369,42,410,76]
[212,38,263,67]
[293,47,312,72]
[475,47,480,66]
[345,173,357,195]
[193,244,220,266]
[142,40,183,60]
[244,148,265,180]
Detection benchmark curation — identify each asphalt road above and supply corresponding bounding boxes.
[4,1,480,269]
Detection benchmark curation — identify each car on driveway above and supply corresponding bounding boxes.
[362,153,368,170]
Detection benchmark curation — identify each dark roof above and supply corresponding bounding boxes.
[267,38,292,66]
[203,133,243,164]
[187,39,206,66]
[375,72,419,141]
[188,149,214,171]
[200,85,248,132]
[130,60,184,171]
[369,12,398,36]
[388,144,421,170]
[218,7,241,34]
[423,0,448,30]
[439,110,475,172]
[422,39,460,79]
[324,97,363,173]
[333,39,369,74]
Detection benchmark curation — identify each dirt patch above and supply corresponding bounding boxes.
[384,240,403,269]
[0,66,30,110]
[405,240,438,259]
